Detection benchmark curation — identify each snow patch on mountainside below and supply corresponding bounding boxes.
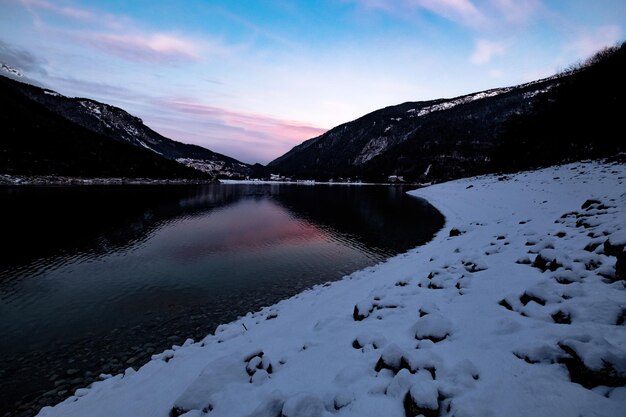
[176,158,246,177]
[354,137,390,165]
[406,88,512,117]
[406,83,555,118]
[37,161,626,417]
[43,89,61,97]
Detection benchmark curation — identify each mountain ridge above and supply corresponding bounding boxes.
[0,75,212,180]
[5,75,249,177]
[268,42,625,182]
[0,73,250,179]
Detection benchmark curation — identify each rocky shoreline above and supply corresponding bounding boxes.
[1,310,228,417]
[0,175,218,186]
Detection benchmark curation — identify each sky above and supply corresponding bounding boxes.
[0,1,624,164]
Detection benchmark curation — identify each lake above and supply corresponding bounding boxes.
[0,183,443,416]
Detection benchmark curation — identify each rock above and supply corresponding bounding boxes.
[551,311,571,324]
[247,393,284,417]
[42,389,58,398]
[614,251,626,280]
[66,369,80,376]
[353,302,373,321]
[54,379,67,387]
[558,342,626,388]
[374,344,413,374]
[414,313,453,343]
[533,253,562,272]
[519,292,546,306]
[604,240,625,257]
[403,374,439,417]
[250,369,269,385]
[581,199,601,210]
[449,228,462,237]
[281,394,324,417]
[386,368,414,397]
[584,241,602,252]
[333,390,354,410]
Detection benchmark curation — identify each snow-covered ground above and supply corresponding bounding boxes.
[38,161,626,417]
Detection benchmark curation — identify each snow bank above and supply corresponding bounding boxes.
[38,161,626,417]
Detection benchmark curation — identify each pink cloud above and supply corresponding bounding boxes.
[18,0,210,63]
[149,99,327,163]
[78,32,203,63]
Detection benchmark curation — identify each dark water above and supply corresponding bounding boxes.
[0,184,443,415]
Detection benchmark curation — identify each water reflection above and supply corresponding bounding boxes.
[0,184,443,415]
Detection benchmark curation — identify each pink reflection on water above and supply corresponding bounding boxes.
[162,198,326,261]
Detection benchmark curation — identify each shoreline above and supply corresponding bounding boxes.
[0,175,428,187]
[37,160,626,417]
[0,175,217,186]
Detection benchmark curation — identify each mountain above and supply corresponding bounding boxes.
[269,42,626,182]
[0,75,212,179]
[0,74,250,179]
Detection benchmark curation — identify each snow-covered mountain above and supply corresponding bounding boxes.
[269,43,626,182]
[5,76,250,178]
[0,76,215,180]
[267,76,559,182]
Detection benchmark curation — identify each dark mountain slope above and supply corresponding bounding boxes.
[268,77,560,181]
[0,76,208,179]
[269,42,626,182]
[2,75,249,178]
[493,43,626,170]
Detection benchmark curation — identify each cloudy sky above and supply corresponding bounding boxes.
[0,0,624,164]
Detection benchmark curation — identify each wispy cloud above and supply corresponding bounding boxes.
[17,0,224,64]
[417,0,487,27]
[490,0,542,24]
[470,39,506,64]
[351,0,488,28]
[78,32,204,63]
[210,6,299,49]
[19,0,94,21]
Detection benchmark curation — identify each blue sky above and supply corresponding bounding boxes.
[0,0,624,164]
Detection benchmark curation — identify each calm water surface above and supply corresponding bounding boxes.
[0,184,443,415]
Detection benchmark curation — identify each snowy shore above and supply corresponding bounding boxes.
[38,161,626,417]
